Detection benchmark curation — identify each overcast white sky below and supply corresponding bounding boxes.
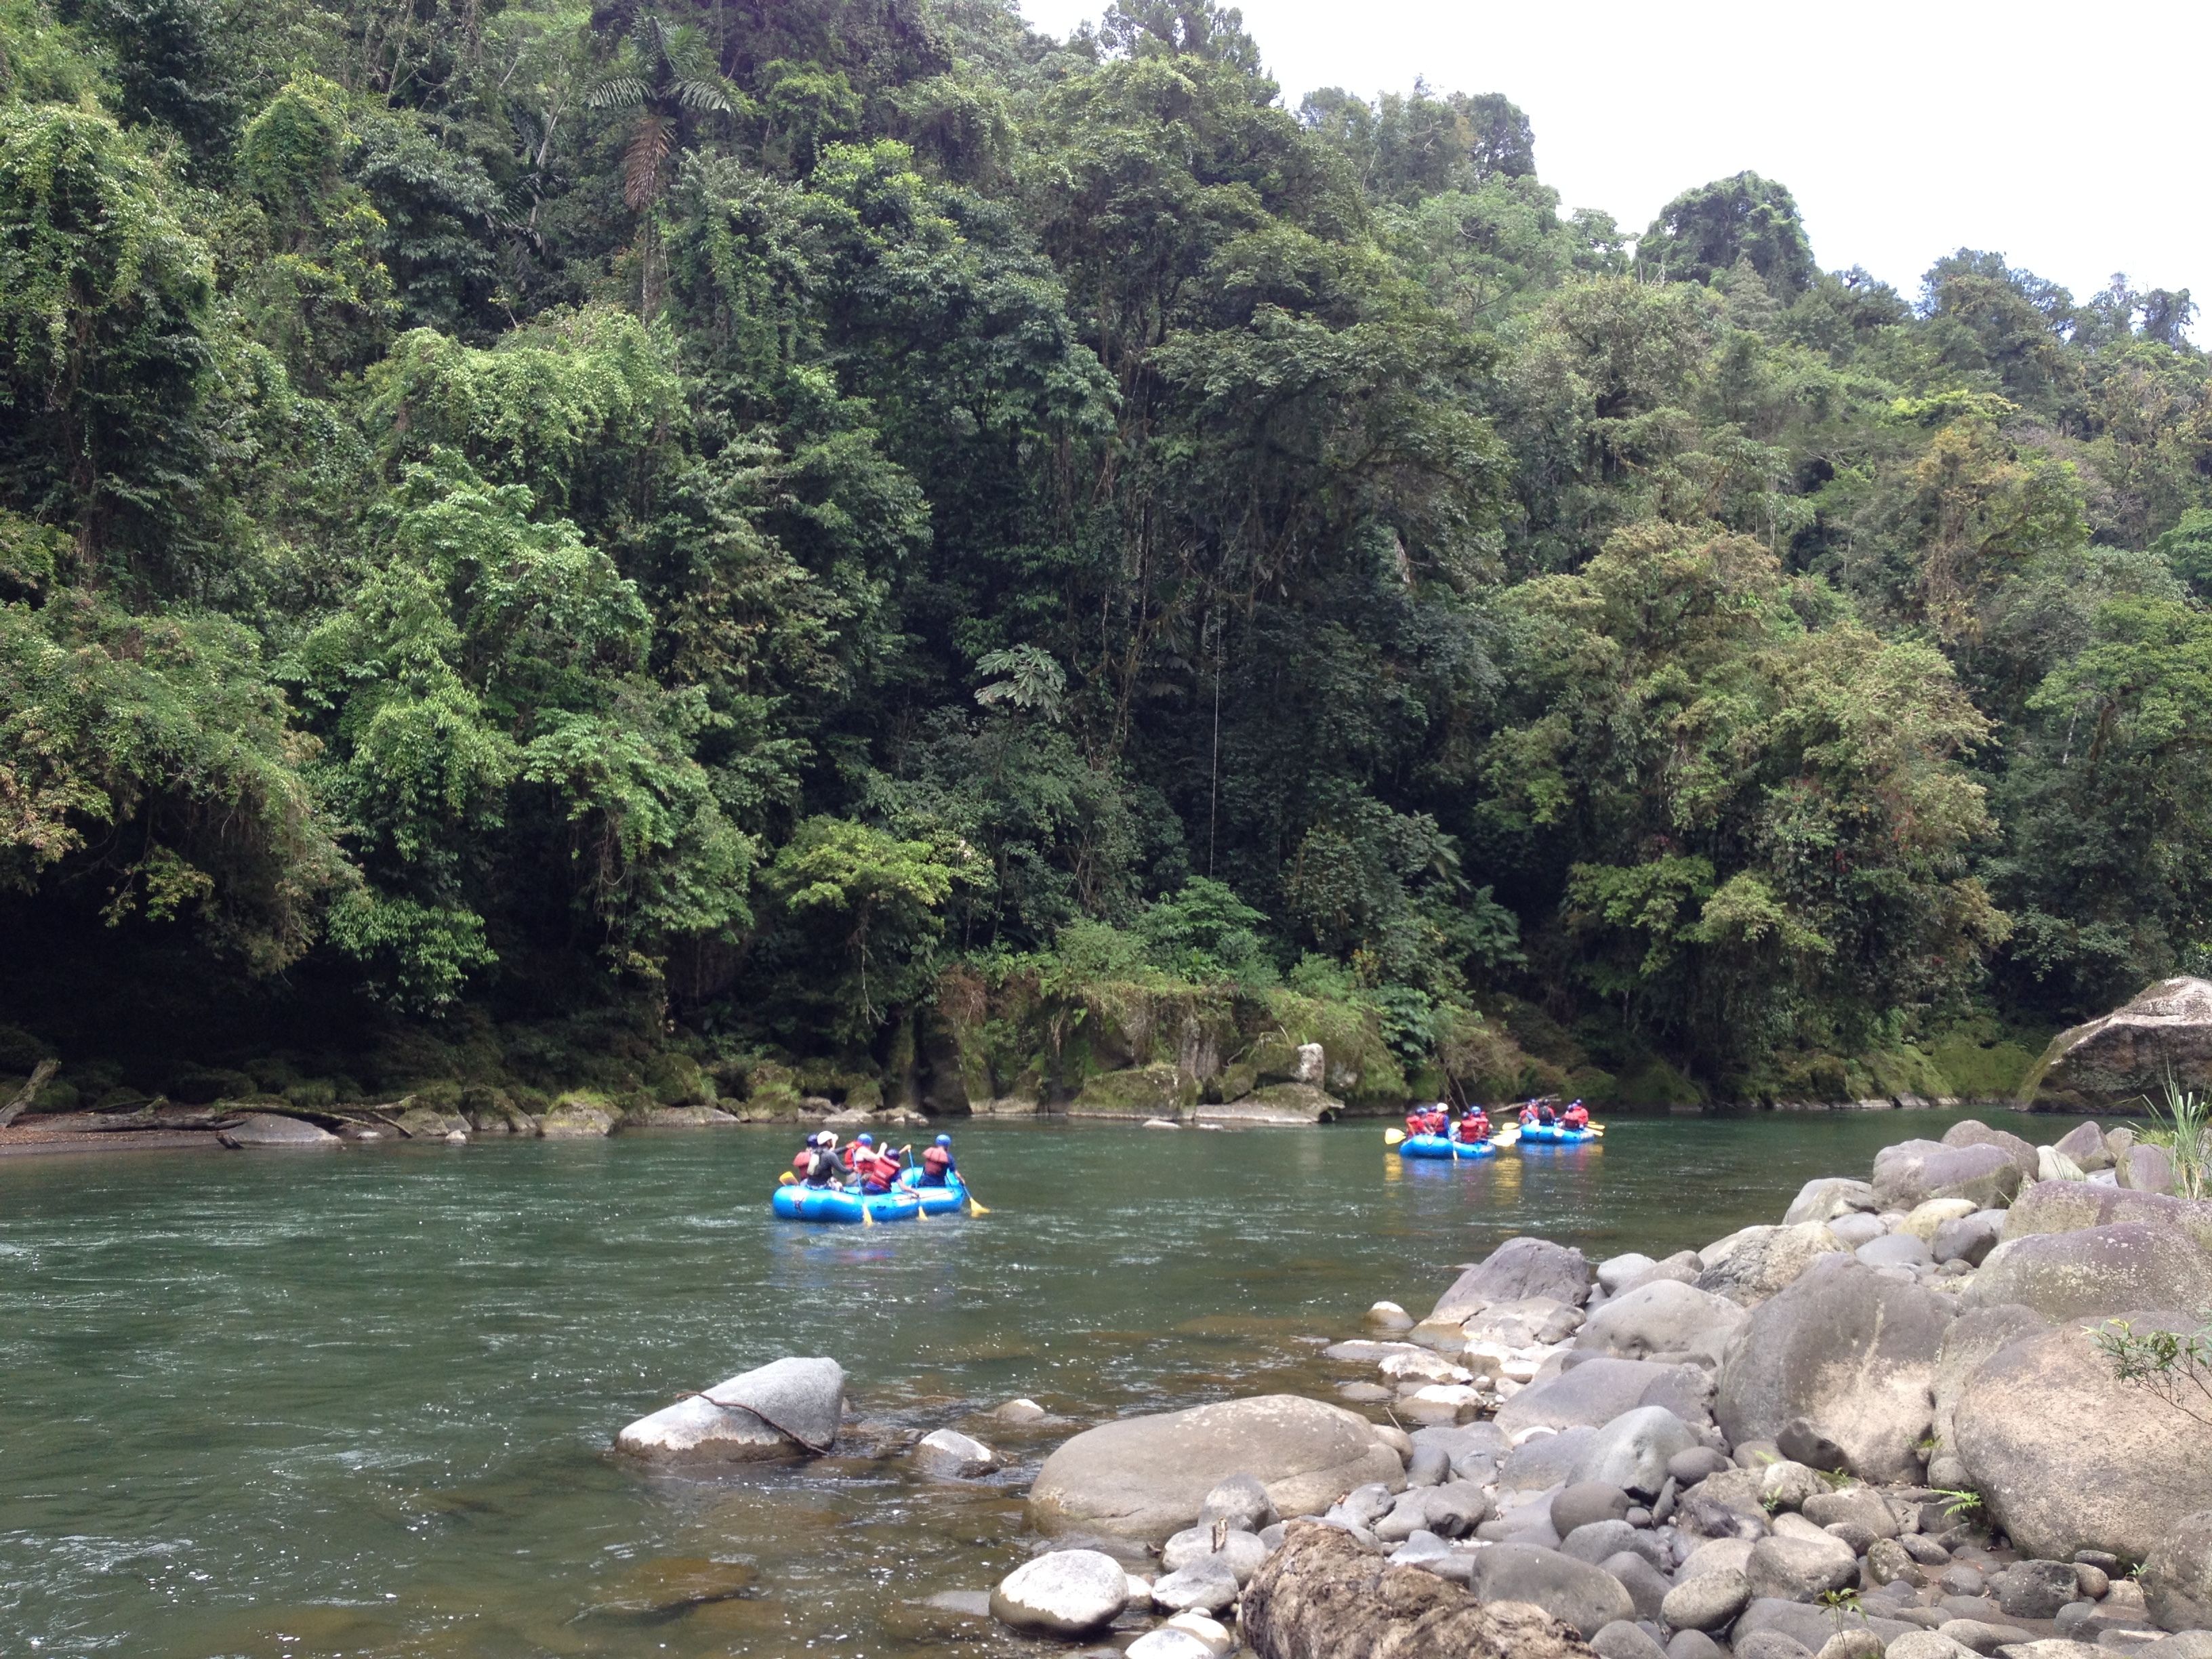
[1017,0,2207,314]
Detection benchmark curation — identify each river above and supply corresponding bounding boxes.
[0,1109,1993,1657]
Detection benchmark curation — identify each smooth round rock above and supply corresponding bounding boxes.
[990,1549,1130,1637]
[1593,1619,1671,1659]
[1670,1631,1728,1659]
[1197,1472,1279,1532]
[1669,1446,1734,1486]
[1555,1481,1636,1536]
[1603,1550,1675,1621]
[1664,1567,1753,1633]
[1125,1632,1215,1659]
[1151,1554,1239,1616]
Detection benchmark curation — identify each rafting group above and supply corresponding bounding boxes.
[771,1130,986,1223]
[1387,1096,1600,1158]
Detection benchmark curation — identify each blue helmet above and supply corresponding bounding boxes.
[857,1133,874,1146]
[935,1134,951,1147]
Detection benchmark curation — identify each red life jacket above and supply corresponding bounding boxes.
[1519,1106,1536,1126]
[792,1150,813,1174]
[922,1146,951,1178]
[861,1151,899,1193]
[1564,1105,1589,1128]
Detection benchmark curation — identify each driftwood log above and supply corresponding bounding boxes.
[1241,1521,1601,1659]
[0,1059,60,1128]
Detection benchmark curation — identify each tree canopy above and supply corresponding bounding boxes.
[2,0,2207,1104]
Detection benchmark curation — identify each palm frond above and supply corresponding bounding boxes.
[672,77,733,113]
[622,113,672,210]
[587,74,649,109]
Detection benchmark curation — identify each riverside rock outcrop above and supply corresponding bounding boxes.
[2020,976,2212,1109]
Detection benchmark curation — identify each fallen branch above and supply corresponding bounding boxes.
[0,1059,60,1129]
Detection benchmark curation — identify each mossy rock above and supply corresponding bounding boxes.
[746,1062,804,1113]
[644,1052,712,1106]
[394,1103,470,1139]
[411,1078,468,1112]
[1069,1062,1195,1118]
[540,1094,617,1138]
[283,1078,339,1110]
[1245,1033,1303,1084]
[460,1084,533,1134]
[842,1076,883,1111]
[1210,1061,1258,1103]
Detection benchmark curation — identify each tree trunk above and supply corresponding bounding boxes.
[0,1059,60,1128]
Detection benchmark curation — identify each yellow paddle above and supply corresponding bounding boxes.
[1383,1127,1406,1147]
[777,1170,797,1185]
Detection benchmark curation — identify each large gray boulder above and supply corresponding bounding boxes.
[1496,1357,1714,1436]
[1570,1405,1702,1496]
[1872,1141,2024,1212]
[1964,1223,2212,1320]
[1577,1281,1749,1368]
[2004,1181,2212,1255]
[2144,1510,2212,1632]
[1696,1224,1850,1308]
[1942,1120,2042,1183]
[1952,1310,2212,1561]
[1933,1211,2007,1267]
[2123,1143,2178,1195]
[2054,1122,2116,1172]
[989,1549,1132,1637]
[219,1111,341,1148]
[2019,977,2212,1111]
[1931,1303,2050,1452]
[1784,1179,1881,1225]
[1465,1543,1637,1637]
[613,1356,846,1463]
[1432,1237,1593,1322]
[1715,1256,1954,1481]
[1028,1395,1402,1542]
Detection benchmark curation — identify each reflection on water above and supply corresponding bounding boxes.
[0,1108,1994,1656]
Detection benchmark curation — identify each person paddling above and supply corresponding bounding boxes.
[799,1132,844,1187]
[917,1134,956,1187]
[1455,1106,1490,1144]
[857,1141,903,1195]
[1563,1100,1589,1131]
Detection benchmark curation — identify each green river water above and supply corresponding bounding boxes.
[0,1109,1994,1659]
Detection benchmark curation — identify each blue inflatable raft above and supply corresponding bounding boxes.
[1396,1133,1498,1160]
[893,1168,972,1215]
[1515,1122,1597,1144]
[772,1183,923,1224]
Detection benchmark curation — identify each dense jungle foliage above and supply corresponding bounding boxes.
[3,0,2208,1108]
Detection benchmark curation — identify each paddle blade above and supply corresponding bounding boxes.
[860,1198,876,1227]
[1591,1124,1605,1136]
[1382,1127,1405,1145]
[966,1197,990,1216]
[777,1170,797,1185]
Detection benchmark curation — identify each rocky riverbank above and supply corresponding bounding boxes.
[705,1111,2211,1659]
